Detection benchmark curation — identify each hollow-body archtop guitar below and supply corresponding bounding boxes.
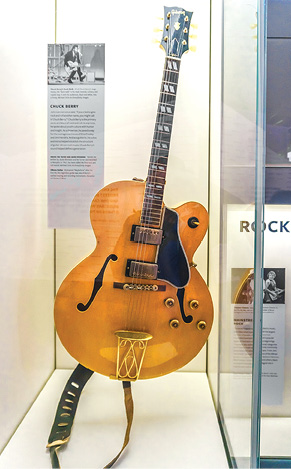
[54,6,213,381]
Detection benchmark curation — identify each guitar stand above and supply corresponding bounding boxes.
[47,364,134,469]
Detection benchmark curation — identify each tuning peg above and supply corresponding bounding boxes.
[153,27,162,32]
[250,23,257,29]
[190,23,198,29]
[156,16,163,21]
[189,45,197,52]
[152,38,160,44]
[189,34,197,39]
[253,35,257,39]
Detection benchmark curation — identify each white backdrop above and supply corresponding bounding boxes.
[0,0,55,452]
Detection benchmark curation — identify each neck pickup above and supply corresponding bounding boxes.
[131,225,163,245]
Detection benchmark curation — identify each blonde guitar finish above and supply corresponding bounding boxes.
[54,180,213,380]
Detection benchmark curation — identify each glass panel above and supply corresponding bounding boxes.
[260,0,291,463]
[217,0,266,467]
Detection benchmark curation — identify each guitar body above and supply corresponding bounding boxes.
[54,180,213,380]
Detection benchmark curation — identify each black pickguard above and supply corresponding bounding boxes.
[157,207,190,288]
[77,254,117,312]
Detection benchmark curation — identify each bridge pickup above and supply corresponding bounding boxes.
[113,282,166,291]
[130,225,163,245]
[126,260,158,280]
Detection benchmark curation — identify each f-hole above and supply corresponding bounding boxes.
[77,254,118,312]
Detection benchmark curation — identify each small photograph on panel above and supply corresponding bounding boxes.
[263,268,285,304]
[48,43,105,85]
[232,268,255,305]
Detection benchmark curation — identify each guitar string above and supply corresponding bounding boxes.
[128,19,183,333]
[126,15,184,334]
[134,66,181,332]
[128,36,175,330]
[124,62,169,332]
[135,15,185,332]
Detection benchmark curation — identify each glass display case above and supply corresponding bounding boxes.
[211,0,291,468]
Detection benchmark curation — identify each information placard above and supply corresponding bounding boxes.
[47,43,105,228]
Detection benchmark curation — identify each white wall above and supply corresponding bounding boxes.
[0,0,55,452]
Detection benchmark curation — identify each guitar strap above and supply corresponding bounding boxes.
[47,364,134,469]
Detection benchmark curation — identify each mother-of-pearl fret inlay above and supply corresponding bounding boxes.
[157,124,171,132]
[167,60,179,71]
[140,56,181,227]
[160,105,173,114]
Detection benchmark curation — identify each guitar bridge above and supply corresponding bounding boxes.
[111,330,153,381]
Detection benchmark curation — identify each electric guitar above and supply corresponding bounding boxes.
[54,6,213,381]
[65,60,80,72]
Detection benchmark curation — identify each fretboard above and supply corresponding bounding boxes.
[140,57,181,227]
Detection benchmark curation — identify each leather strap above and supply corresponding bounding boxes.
[47,365,134,469]
[104,381,134,468]
[47,364,94,468]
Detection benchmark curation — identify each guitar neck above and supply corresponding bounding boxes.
[140,56,181,227]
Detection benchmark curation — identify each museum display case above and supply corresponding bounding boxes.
[1,0,289,468]
[213,1,291,468]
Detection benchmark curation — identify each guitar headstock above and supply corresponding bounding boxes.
[160,6,193,58]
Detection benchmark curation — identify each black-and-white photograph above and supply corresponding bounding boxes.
[263,268,285,304]
[48,43,105,85]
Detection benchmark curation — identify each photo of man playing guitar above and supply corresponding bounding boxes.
[64,44,86,83]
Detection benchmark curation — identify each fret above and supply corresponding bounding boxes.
[150,157,168,166]
[141,213,161,219]
[148,171,166,179]
[153,132,171,143]
[162,71,179,83]
[147,175,166,182]
[141,215,161,222]
[142,205,163,213]
[140,221,161,227]
[153,138,170,147]
[141,212,161,219]
[151,145,169,155]
[159,94,176,106]
[154,130,171,139]
[164,67,179,74]
[145,191,164,199]
[148,169,166,177]
[144,194,163,202]
[146,175,166,184]
[157,114,174,125]
[150,157,168,165]
[142,199,163,208]
[150,151,168,160]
